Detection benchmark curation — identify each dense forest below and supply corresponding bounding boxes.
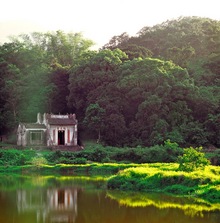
[0,16,220,147]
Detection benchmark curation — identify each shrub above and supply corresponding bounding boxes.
[56,157,71,164]
[45,150,63,163]
[73,157,87,164]
[94,147,107,162]
[102,157,111,163]
[137,144,179,163]
[177,146,210,172]
[163,139,183,162]
[0,149,37,166]
[31,156,48,167]
[107,175,127,190]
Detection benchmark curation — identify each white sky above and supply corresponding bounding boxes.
[0,0,220,48]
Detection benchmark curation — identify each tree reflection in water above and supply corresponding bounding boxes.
[0,175,219,223]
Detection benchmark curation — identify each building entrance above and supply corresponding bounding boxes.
[58,130,65,145]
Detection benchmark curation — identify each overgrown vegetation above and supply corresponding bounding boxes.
[0,140,219,167]
[0,149,36,166]
[177,146,210,172]
[0,143,219,202]
[106,163,220,203]
[0,158,219,203]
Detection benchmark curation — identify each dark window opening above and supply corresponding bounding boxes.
[58,130,65,145]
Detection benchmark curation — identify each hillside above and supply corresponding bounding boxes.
[0,17,219,147]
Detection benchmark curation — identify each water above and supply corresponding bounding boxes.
[0,175,219,223]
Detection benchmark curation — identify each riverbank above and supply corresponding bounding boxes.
[107,163,220,203]
[0,162,220,203]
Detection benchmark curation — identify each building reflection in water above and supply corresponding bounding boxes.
[17,188,78,223]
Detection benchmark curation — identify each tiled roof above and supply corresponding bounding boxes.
[47,118,77,125]
[23,123,46,129]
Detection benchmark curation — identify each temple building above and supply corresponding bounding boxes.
[17,113,78,148]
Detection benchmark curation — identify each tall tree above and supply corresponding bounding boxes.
[2,31,95,123]
[0,43,24,132]
[49,66,71,114]
[68,49,128,119]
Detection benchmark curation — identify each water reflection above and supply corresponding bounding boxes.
[17,188,78,222]
[0,175,219,223]
[107,190,220,217]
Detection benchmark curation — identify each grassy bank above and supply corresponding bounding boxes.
[0,162,220,203]
[107,163,220,203]
[0,145,219,203]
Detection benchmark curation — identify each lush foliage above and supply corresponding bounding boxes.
[31,156,48,167]
[107,163,220,203]
[1,140,220,167]
[177,146,210,172]
[101,17,220,147]
[0,31,94,133]
[1,160,218,203]
[44,141,183,164]
[0,147,219,203]
[0,149,36,166]
[0,140,181,166]
[1,17,220,148]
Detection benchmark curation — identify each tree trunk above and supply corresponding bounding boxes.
[97,129,101,144]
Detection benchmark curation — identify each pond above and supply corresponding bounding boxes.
[0,174,219,223]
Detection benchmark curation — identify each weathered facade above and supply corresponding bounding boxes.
[17,113,78,147]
